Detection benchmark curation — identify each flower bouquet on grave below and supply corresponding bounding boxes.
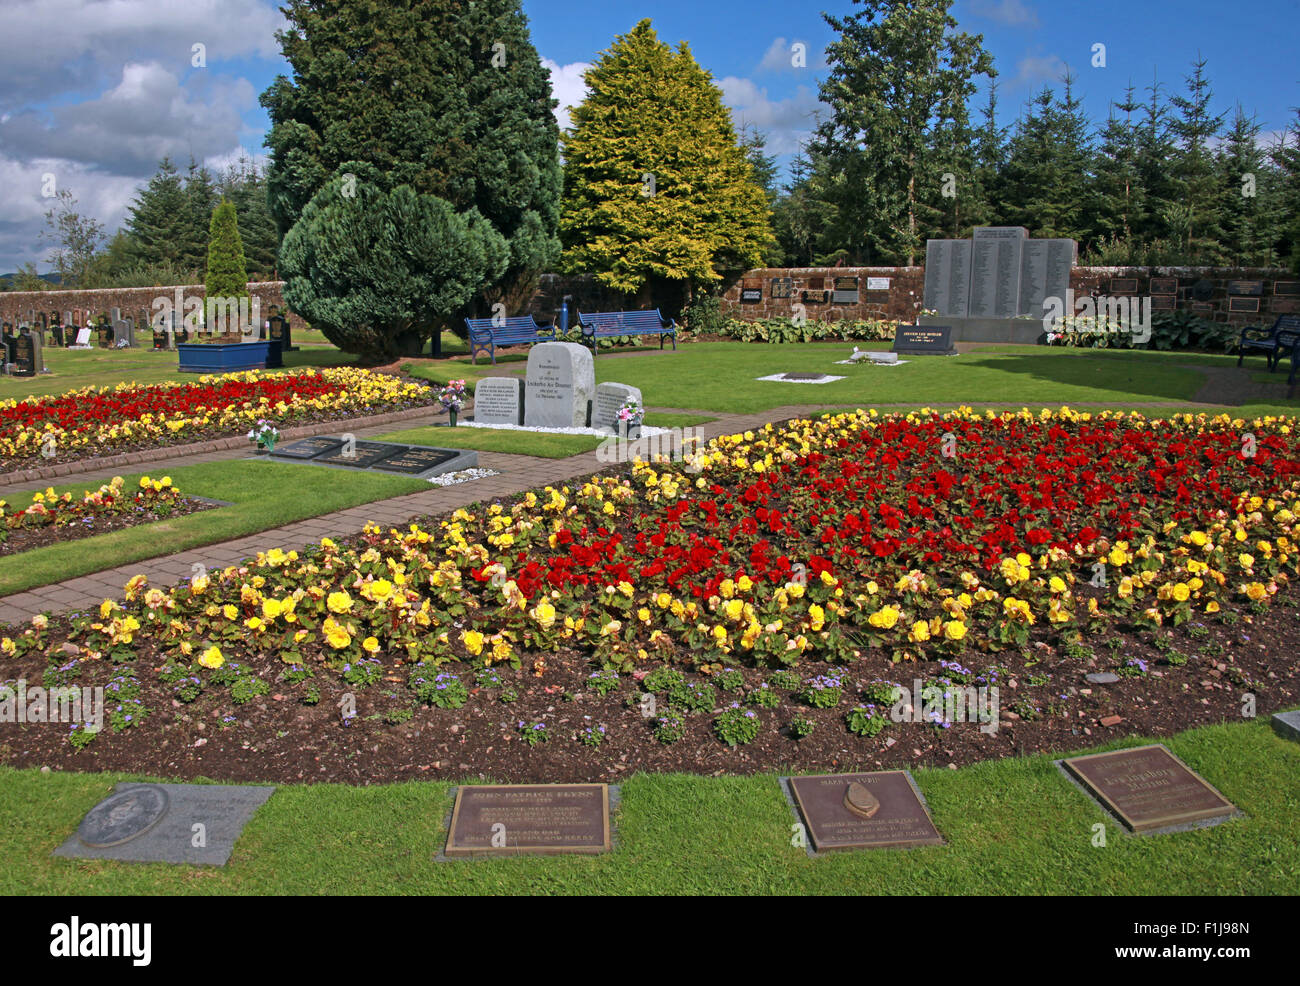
[439,379,467,426]
[247,418,281,453]
[617,397,644,439]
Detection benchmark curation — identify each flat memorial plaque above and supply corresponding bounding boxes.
[1227,280,1264,296]
[1150,295,1177,310]
[1275,282,1300,297]
[1228,296,1260,314]
[444,783,611,856]
[786,772,944,852]
[315,440,409,468]
[55,782,275,865]
[269,436,347,460]
[1149,277,1179,296]
[1109,277,1139,294]
[1061,744,1238,834]
[893,324,955,354]
[372,446,459,474]
[770,277,794,299]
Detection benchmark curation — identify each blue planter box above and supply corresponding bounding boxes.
[177,341,273,373]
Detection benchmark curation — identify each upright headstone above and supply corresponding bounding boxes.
[923,239,972,316]
[13,328,40,377]
[1,326,15,369]
[472,376,525,425]
[51,317,65,348]
[114,318,132,347]
[524,342,595,428]
[591,382,643,433]
[73,326,92,348]
[110,307,121,325]
[968,227,1026,318]
[96,319,114,348]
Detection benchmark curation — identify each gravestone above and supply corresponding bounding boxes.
[96,320,113,348]
[1060,744,1239,834]
[54,781,275,865]
[1271,710,1300,743]
[472,376,524,425]
[373,446,459,474]
[114,319,132,347]
[1018,238,1076,316]
[13,328,40,377]
[51,319,65,348]
[591,382,642,433]
[315,440,409,469]
[73,327,92,348]
[923,240,972,316]
[443,783,612,856]
[1,328,15,369]
[784,771,944,852]
[524,341,595,428]
[968,228,1026,318]
[892,324,956,355]
[269,436,347,460]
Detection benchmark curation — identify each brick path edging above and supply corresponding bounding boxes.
[0,404,438,486]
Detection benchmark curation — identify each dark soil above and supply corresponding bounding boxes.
[2,596,1295,785]
[0,497,218,558]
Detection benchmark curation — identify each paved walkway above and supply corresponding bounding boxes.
[0,403,820,625]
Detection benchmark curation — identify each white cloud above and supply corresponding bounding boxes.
[967,0,1040,28]
[1012,54,1069,88]
[542,58,591,133]
[719,77,823,155]
[756,37,827,73]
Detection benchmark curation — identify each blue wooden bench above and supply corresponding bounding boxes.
[576,308,676,354]
[465,314,555,365]
[1237,314,1300,371]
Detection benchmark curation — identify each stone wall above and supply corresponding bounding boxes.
[719,266,1299,328]
[0,281,290,330]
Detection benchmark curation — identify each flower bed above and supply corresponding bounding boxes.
[0,476,213,557]
[2,408,1299,779]
[0,368,437,469]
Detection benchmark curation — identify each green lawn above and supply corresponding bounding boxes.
[0,346,357,401]
[3,717,1294,894]
[0,460,427,596]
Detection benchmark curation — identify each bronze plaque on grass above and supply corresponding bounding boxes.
[1062,744,1237,834]
[1109,277,1139,294]
[1228,296,1260,313]
[1149,277,1179,296]
[786,771,943,852]
[445,783,611,856]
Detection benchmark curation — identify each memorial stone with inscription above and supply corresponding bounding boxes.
[968,227,1026,318]
[923,239,972,317]
[524,342,594,428]
[472,376,524,425]
[444,783,612,856]
[591,382,642,433]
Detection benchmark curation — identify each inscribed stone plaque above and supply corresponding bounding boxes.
[740,277,763,303]
[1228,296,1260,313]
[923,239,972,317]
[524,341,595,428]
[315,441,409,468]
[55,782,275,865]
[13,333,37,377]
[1227,280,1264,295]
[372,446,458,474]
[444,783,611,856]
[1109,277,1140,294]
[892,324,955,354]
[74,328,91,347]
[1061,744,1238,834]
[472,376,524,425]
[770,277,793,299]
[968,236,1023,317]
[867,276,891,291]
[831,276,859,304]
[786,772,944,852]
[269,436,346,460]
[1275,282,1300,297]
[591,381,642,432]
[1150,295,1177,310]
[1149,277,1179,296]
[1191,302,1216,313]
[972,225,1028,241]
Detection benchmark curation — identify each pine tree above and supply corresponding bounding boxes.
[205,199,250,303]
[1092,84,1145,250]
[124,159,192,269]
[263,0,561,358]
[219,156,279,279]
[560,19,771,303]
[1217,106,1276,266]
[183,161,217,271]
[1169,56,1227,263]
[813,0,994,265]
[1271,109,1300,272]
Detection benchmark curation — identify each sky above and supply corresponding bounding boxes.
[1,0,1297,274]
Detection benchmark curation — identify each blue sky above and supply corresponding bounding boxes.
[1,0,1296,273]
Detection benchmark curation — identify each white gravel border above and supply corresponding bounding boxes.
[460,420,672,437]
[427,467,501,487]
[754,373,847,384]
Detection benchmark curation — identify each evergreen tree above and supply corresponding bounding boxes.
[123,159,196,270]
[219,157,280,279]
[1132,75,1179,247]
[182,160,218,270]
[1092,84,1145,248]
[738,125,783,265]
[813,0,993,265]
[1218,106,1276,266]
[771,146,837,267]
[561,19,770,303]
[205,199,250,302]
[263,0,561,357]
[1169,56,1227,263]
[1271,109,1300,271]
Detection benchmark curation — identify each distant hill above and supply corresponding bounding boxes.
[0,272,63,289]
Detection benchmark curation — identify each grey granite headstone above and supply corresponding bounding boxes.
[968,233,1025,318]
[591,382,642,432]
[524,341,595,428]
[923,239,972,317]
[55,782,275,865]
[113,319,132,347]
[472,376,524,425]
[1272,710,1300,743]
